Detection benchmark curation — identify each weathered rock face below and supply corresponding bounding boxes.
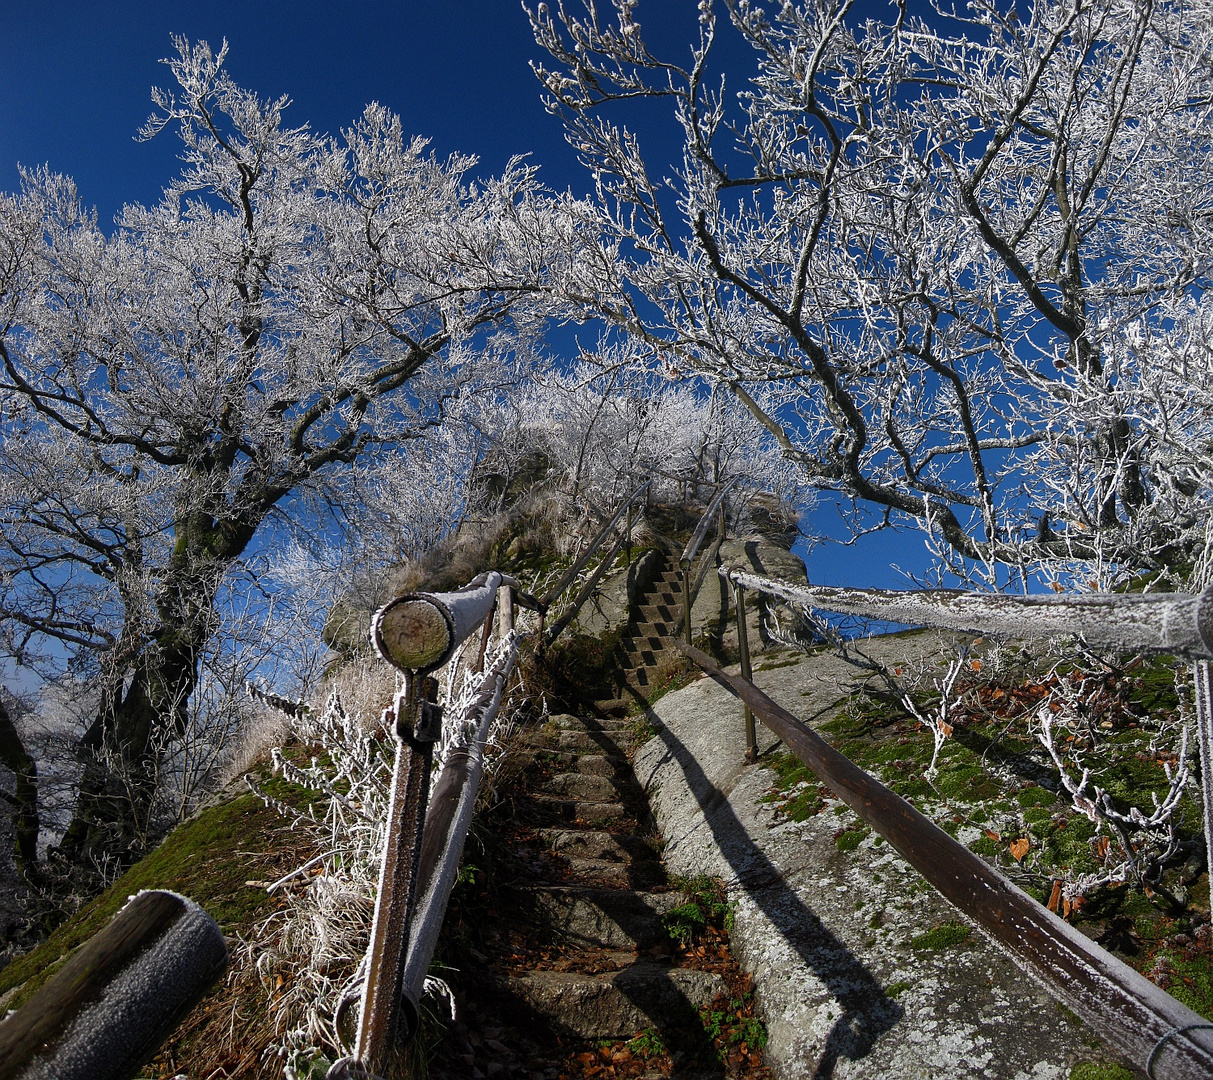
[633,646,1107,1080]
[321,597,372,655]
[690,536,812,654]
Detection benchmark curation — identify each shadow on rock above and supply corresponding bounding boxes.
[626,686,903,1079]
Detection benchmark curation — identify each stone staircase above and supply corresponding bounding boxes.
[593,553,685,720]
[428,557,742,1079]
[430,710,728,1078]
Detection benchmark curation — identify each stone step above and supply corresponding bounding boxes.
[552,713,633,735]
[506,886,681,949]
[541,773,621,801]
[571,753,627,777]
[629,624,673,640]
[502,964,726,1041]
[540,828,651,863]
[563,857,633,887]
[636,600,676,618]
[586,705,632,725]
[557,728,630,751]
[621,643,670,657]
[515,749,628,775]
[621,648,660,669]
[623,624,669,642]
[529,796,627,825]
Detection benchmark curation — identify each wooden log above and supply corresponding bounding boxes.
[721,570,1213,661]
[372,598,452,671]
[0,890,226,1080]
[677,641,1213,1079]
[372,572,501,673]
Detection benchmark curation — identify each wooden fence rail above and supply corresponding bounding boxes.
[0,890,227,1080]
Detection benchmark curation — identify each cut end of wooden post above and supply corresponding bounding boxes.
[373,598,452,672]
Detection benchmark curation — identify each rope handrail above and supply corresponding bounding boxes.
[719,567,1213,661]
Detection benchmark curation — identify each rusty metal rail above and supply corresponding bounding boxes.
[676,638,1213,1079]
[693,565,1213,1078]
[721,570,1213,661]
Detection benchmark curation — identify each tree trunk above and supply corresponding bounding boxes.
[59,536,227,871]
[58,632,202,870]
[0,697,40,886]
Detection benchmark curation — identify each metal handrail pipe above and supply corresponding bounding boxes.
[677,640,1213,1079]
[540,479,652,610]
[721,570,1213,662]
[679,477,738,571]
[398,632,520,1030]
[372,571,503,674]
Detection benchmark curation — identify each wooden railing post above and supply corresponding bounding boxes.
[497,584,515,639]
[677,477,738,647]
[733,581,757,762]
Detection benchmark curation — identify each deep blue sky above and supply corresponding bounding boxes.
[0,2,715,223]
[2,0,921,588]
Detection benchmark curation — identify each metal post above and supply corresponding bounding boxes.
[681,559,692,647]
[355,675,440,1071]
[1194,661,1213,885]
[734,581,757,762]
[625,504,633,568]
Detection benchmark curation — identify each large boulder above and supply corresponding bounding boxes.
[689,536,811,653]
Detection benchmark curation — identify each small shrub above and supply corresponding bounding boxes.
[627,1028,667,1057]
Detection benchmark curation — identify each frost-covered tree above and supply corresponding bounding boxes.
[527,0,1213,587]
[0,38,567,871]
[504,342,811,508]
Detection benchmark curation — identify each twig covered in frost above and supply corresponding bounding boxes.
[1033,662,1191,895]
[894,654,967,780]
